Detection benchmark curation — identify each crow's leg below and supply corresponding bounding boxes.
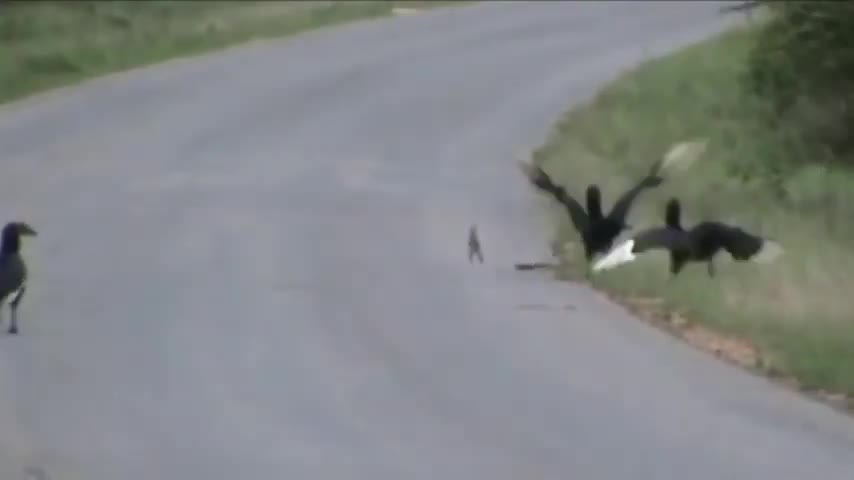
[8,286,26,335]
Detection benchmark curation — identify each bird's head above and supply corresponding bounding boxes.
[585,185,603,219]
[1,221,37,254]
[4,222,37,238]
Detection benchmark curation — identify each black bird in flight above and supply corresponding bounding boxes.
[592,198,783,276]
[522,158,665,268]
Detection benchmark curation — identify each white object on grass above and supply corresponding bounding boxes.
[660,138,709,173]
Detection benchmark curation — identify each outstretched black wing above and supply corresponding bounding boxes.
[631,227,690,254]
[606,173,664,225]
[527,166,589,233]
[717,225,765,260]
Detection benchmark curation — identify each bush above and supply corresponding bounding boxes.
[530,24,854,397]
[746,2,854,165]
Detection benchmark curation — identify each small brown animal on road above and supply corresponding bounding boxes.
[468,224,484,264]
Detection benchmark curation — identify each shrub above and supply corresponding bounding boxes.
[745,2,854,165]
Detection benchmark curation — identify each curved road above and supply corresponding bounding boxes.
[1,2,853,479]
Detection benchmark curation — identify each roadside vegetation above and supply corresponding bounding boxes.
[0,0,461,104]
[530,2,854,403]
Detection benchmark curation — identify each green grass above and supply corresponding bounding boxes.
[530,24,854,398]
[0,0,466,104]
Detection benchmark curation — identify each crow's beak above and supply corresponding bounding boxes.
[19,224,37,236]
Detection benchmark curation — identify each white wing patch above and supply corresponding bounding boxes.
[592,239,638,272]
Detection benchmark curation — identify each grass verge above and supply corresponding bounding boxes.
[0,0,465,105]
[529,24,854,408]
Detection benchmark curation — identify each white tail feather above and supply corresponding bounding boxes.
[592,239,638,272]
[751,240,784,264]
[661,138,708,173]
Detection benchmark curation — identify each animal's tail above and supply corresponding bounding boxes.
[514,262,558,271]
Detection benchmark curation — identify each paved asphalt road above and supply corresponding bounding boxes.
[1,2,853,479]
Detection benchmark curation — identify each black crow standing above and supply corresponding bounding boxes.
[0,221,38,335]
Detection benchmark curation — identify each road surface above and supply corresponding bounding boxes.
[1,2,853,479]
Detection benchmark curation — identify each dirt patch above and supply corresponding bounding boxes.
[621,294,760,368]
[513,250,854,412]
[682,324,759,369]
[606,291,854,415]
